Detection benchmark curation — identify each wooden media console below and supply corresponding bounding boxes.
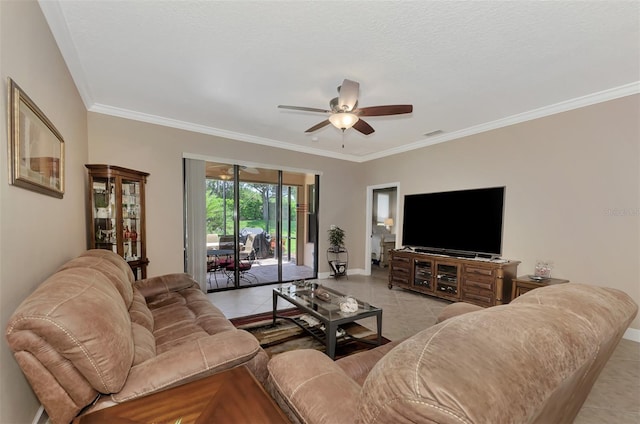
[388,250,520,307]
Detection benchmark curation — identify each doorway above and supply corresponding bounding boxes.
[365,183,400,275]
[195,161,318,291]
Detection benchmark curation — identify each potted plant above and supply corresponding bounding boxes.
[328,225,345,251]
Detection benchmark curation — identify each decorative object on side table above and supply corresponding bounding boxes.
[7,78,65,198]
[534,260,554,279]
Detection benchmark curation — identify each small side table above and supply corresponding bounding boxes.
[327,247,348,279]
[512,275,570,300]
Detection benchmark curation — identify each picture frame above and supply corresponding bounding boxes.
[7,78,65,198]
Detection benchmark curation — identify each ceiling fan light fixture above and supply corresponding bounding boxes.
[329,112,359,130]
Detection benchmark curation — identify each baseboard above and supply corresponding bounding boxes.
[32,405,48,424]
[623,327,640,343]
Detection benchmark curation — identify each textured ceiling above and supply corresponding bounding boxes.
[39,1,639,162]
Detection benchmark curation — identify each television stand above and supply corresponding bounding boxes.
[388,250,520,307]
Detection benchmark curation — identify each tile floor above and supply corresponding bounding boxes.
[208,269,640,423]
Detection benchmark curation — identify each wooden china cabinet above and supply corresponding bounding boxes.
[85,164,149,280]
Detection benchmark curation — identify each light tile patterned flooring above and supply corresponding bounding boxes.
[208,268,640,423]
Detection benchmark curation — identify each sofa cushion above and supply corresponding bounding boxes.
[358,303,600,424]
[147,285,236,353]
[268,349,361,424]
[336,339,402,386]
[131,322,156,366]
[112,329,263,402]
[81,249,135,285]
[512,283,636,340]
[57,254,134,308]
[436,301,483,323]
[134,273,198,298]
[6,267,134,394]
[129,289,154,333]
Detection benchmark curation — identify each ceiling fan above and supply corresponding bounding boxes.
[207,163,259,178]
[278,79,413,135]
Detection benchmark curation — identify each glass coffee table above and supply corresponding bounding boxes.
[272,282,382,359]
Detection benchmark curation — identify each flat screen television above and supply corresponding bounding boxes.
[402,186,505,257]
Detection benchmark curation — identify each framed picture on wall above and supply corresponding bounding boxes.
[7,77,65,198]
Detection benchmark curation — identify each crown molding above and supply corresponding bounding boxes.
[89,82,639,164]
[359,81,640,162]
[89,103,359,162]
[94,81,638,164]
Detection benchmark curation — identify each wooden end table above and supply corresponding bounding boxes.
[73,366,289,424]
[511,275,570,300]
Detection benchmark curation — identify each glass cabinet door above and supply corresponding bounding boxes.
[92,177,117,253]
[122,178,142,262]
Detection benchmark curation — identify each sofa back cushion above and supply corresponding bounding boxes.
[58,253,134,308]
[80,249,136,286]
[6,267,135,394]
[129,289,156,365]
[512,283,637,344]
[358,302,601,424]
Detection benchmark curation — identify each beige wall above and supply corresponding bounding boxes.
[0,1,88,423]
[362,95,640,330]
[87,113,366,277]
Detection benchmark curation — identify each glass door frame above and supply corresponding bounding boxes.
[200,163,318,292]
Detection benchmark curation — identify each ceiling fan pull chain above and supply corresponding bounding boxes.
[341,129,345,148]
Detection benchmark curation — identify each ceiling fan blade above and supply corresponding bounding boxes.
[278,105,331,113]
[337,79,359,112]
[353,119,375,135]
[305,119,331,133]
[357,105,413,116]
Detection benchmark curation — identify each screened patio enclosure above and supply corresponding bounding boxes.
[184,159,318,292]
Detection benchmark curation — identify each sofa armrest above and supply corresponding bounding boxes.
[112,329,261,402]
[133,273,197,298]
[267,349,361,424]
[436,302,484,323]
[335,339,403,385]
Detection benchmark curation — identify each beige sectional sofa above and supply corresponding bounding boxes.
[5,249,268,424]
[267,283,637,424]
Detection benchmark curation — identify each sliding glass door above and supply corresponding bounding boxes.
[197,161,317,292]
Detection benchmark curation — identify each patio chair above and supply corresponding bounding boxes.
[207,253,234,289]
[225,258,258,285]
[239,233,257,261]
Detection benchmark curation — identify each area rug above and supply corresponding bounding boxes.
[231,308,390,359]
